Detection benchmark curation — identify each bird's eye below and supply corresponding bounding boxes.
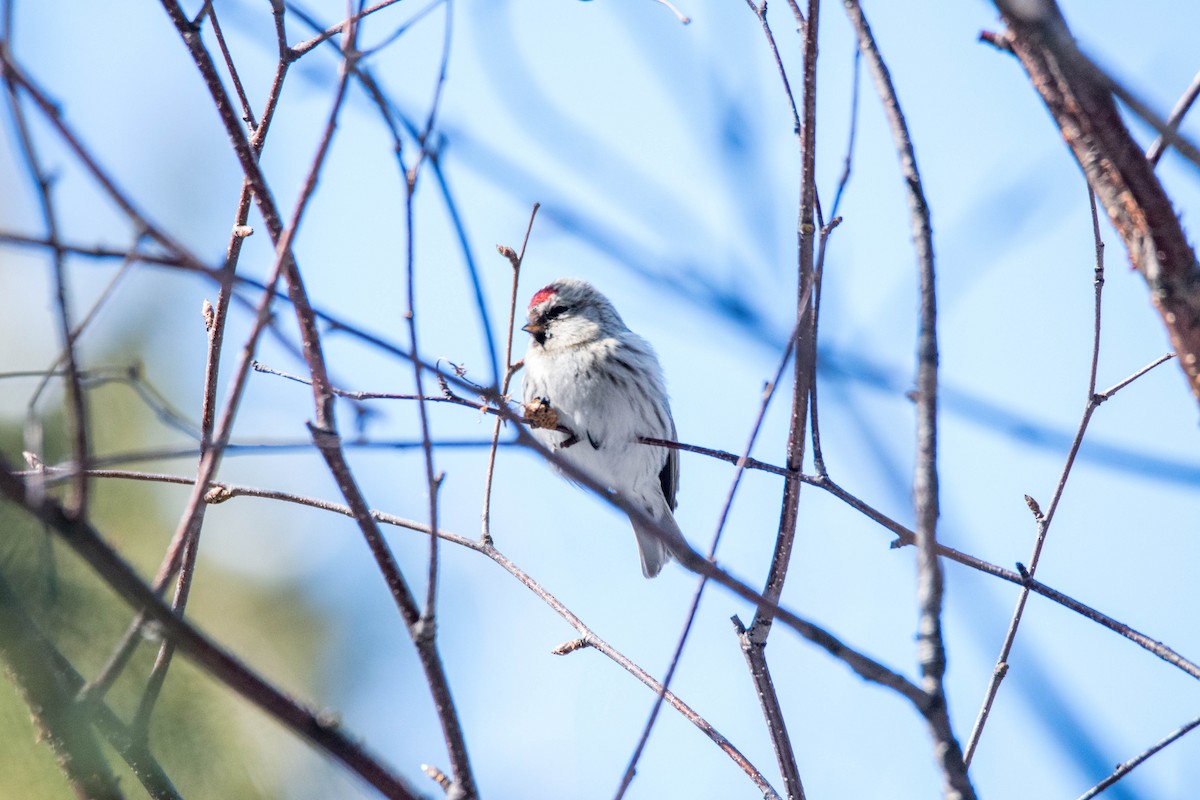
[543,304,568,321]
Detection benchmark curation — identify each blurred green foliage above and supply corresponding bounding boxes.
[0,376,330,798]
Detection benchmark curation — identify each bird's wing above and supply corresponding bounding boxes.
[658,414,679,511]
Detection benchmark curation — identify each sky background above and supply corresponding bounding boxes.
[2,0,1200,798]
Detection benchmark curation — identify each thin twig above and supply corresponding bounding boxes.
[2,43,90,518]
[481,203,540,545]
[829,47,861,219]
[289,0,408,59]
[963,185,1106,766]
[43,461,1200,685]
[841,2,974,796]
[808,216,843,477]
[1075,714,1200,800]
[617,310,807,800]
[1146,67,1200,167]
[205,4,258,131]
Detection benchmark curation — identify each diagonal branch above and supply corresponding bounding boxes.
[990,0,1200,403]
[0,568,125,800]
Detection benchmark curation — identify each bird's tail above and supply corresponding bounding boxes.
[629,504,688,579]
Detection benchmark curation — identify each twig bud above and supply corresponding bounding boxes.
[1024,494,1043,519]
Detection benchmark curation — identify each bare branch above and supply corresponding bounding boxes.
[1075,714,1200,800]
[481,203,540,545]
[964,185,1106,765]
[842,2,974,795]
[1146,67,1200,167]
[991,0,1200,403]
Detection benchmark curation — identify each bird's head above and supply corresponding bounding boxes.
[522,278,626,350]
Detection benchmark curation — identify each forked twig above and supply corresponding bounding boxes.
[963,186,1105,765]
[481,203,540,545]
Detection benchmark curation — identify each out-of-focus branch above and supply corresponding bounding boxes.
[990,0,1200,403]
[0,458,422,800]
[1146,67,1200,167]
[0,567,182,799]
[0,570,125,800]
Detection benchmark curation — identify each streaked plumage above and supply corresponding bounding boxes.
[521,278,685,578]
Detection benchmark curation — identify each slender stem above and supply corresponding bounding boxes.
[617,313,805,800]
[1075,714,1200,800]
[44,460,1200,685]
[1146,67,1200,166]
[963,186,1105,766]
[2,43,90,518]
[841,2,974,796]
[481,203,540,544]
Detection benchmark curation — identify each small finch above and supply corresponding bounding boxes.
[521,278,687,578]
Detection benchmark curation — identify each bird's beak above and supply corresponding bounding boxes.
[522,321,543,337]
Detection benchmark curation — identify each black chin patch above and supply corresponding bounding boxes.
[533,331,547,346]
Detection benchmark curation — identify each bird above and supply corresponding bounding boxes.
[520,277,687,578]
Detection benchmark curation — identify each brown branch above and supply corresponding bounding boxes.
[128,0,322,735]
[2,42,90,519]
[481,203,540,545]
[733,3,822,796]
[623,313,808,800]
[991,0,1200,403]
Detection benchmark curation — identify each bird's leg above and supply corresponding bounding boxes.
[524,397,579,448]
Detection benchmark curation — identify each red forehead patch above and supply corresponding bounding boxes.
[528,286,556,309]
